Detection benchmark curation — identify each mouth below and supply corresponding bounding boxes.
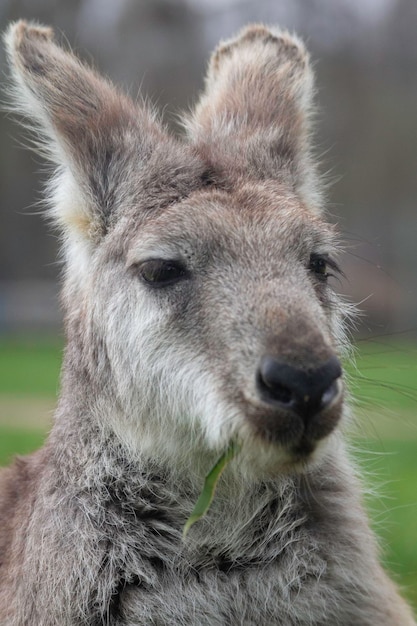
[290,436,316,458]
[239,387,343,463]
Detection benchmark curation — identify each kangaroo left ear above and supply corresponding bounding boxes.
[184,24,322,213]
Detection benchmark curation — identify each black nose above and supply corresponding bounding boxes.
[257,355,342,422]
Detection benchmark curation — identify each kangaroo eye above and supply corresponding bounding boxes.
[309,254,328,278]
[309,253,342,282]
[138,259,188,287]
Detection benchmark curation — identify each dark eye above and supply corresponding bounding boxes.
[138,259,188,287]
[308,253,341,282]
[309,254,328,279]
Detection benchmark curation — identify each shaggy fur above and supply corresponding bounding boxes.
[0,21,415,625]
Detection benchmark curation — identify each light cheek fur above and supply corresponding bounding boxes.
[1,20,415,626]
[91,270,240,460]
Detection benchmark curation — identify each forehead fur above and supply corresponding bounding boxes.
[124,180,334,265]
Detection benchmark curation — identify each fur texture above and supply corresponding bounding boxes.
[0,21,415,625]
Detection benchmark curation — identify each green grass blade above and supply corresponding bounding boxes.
[183,440,241,538]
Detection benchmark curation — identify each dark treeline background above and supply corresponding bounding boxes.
[1,0,416,335]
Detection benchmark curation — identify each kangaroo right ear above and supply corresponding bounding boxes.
[184,25,322,212]
[4,21,167,242]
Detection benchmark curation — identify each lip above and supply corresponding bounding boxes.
[239,387,344,452]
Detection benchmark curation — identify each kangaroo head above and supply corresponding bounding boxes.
[5,22,347,473]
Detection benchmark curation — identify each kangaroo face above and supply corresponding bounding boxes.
[89,180,344,470]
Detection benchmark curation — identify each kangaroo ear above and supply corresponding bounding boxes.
[4,21,166,241]
[184,25,322,211]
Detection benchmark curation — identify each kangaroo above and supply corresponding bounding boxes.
[0,20,415,626]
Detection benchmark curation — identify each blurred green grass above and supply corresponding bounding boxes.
[0,335,63,396]
[0,426,46,464]
[346,340,417,412]
[0,335,416,609]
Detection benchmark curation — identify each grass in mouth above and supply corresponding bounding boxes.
[183,440,241,538]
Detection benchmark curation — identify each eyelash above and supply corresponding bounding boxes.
[308,253,342,281]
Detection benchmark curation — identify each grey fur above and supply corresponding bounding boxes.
[0,21,415,625]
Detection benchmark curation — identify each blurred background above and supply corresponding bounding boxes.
[0,0,416,609]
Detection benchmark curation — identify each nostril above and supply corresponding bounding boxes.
[270,383,293,405]
[320,379,340,410]
[257,369,294,406]
[257,356,298,408]
[258,356,292,392]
